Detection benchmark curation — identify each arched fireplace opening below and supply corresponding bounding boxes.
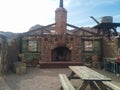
[52,46,71,61]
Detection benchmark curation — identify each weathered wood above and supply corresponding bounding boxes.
[95,81,107,90]
[103,81,120,90]
[69,66,111,81]
[89,81,99,90]
[68,71,75,80]
[69,66,112,90]
[27,23,55,33]
[67,23,97,35]
[59,74,75,90]
[78,80,89,90]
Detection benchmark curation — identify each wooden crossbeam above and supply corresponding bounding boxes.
[67,23,97,35]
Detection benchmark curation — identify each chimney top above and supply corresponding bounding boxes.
[59,0,63,8]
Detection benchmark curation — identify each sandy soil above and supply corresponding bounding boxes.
[0,67,120,90]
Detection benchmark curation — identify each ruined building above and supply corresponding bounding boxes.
[0,0,120,74]
[20,0,102,67]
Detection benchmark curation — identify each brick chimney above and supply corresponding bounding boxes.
[55,0,67,34]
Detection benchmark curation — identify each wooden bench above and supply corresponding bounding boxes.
[59,74,75,90]
[103,81,120,90]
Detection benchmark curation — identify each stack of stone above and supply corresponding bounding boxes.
[14,62,26,74]
[92,55,99,68]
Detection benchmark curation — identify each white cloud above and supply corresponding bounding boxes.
[114,14,120,19]
[0,0,58,33]
[112,14,120,23]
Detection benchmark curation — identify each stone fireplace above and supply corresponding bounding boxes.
[40,35,82,62]
[52,46,71,61]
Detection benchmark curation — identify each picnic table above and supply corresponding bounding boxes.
[68,66,112,90]
[59,66,120,90]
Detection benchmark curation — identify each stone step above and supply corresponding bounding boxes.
[39,62,83,68]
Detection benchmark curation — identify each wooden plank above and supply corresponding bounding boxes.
[59,74,75,90]
[89,81,99,90]
[69,66,111,81]
[103,81,120,90]
[78,81,89,90]
[95,81,107,90]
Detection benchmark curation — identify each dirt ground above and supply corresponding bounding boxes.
[0,67,120,90]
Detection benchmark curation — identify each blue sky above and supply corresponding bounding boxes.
[67,0,120,26]
[0,0,120,33]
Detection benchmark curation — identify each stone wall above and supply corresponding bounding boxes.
[103,38,118,58]
[0,35,8,75]
[7,37,20,72]
[41,35,82,62]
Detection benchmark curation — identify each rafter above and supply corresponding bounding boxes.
[66,23,97,35]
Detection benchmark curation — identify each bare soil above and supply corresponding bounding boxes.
[0,67,120,90]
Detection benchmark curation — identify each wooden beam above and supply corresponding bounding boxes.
[67,23,97,35]
[27,23,55,33]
